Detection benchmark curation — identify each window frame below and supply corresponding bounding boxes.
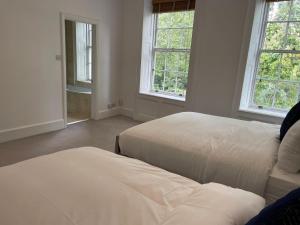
[86,23,93,82]
[140,11,194,101]
[75,22,93,84]
[245,1,300,114]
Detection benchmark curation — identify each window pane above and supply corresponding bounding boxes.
[176,73,188,96]
[156,30,168,48]
[183,29,193,49]
[178,53,190,72]
[157,11,194,29]
[154,52,165,71]
[286,22,300,50]
[263,22,287,50]
[280,54,300,81]
[268,1,291,21]
[176,11,194,27]
[166,52,178,71]
[291,0,300,20]
[157,13,173,28]
[257,53,281,79]
[274,82,299,109]
[253,80,276,107]
[153,70,164,92]
[169,29,183,49]
[164,72,176,93]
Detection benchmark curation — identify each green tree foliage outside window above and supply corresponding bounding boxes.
[253,0,300,110]
[152,11,194,97]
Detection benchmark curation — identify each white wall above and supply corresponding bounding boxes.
[0,0,123,141]
[0,0,280,143]
[120,0,257,121]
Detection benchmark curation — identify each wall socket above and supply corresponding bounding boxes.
[55,55,62,61]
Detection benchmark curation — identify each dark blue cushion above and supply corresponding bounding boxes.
[280,101,300,141]
[245,188,300,225]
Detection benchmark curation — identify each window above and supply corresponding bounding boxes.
[152,11,194,98]
[139,0,195,101]
[76,22,93,83]
[244,0,300,113]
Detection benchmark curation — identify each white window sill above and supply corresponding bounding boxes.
[237,106,286,124]
[76,80,91,84]
[239,107,287,118]
[138,91,186,107]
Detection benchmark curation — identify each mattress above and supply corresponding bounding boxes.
[118,112,280,196]
[0,147,265,225]
[265,164,300,204]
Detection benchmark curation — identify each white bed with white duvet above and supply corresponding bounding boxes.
[0,147,264,225]
[117,112,300,203]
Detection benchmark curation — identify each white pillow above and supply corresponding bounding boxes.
[278,120,300,173]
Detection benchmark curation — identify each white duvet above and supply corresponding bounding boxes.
[119,112,280,196]
[0,147,264,225]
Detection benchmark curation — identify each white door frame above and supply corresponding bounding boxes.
[60,12,99,127]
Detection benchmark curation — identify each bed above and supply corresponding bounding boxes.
[117,112,286,199]
[265,165,300,204]
[0,147,264,225]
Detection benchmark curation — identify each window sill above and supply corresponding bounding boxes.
[138,91,186,107]
[237,106,286,124]
[239,107,286,118]
[76,80,91,83]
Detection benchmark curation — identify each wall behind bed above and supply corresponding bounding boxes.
[0,0,123,142]
[120,0,279,123]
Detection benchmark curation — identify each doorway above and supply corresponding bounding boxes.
[62,15,97,125]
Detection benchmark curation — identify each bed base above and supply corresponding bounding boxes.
[115,135,121,155]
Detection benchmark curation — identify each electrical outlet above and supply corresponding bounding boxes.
[55,55,62,61]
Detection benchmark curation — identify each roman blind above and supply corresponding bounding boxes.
[153,0,196,13]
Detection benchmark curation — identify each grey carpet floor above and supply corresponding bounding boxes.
[0,116,140,167]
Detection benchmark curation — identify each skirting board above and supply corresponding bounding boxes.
[96,107,122,120]
[119,107,155,122]
[0,108,155,143]
[119,107,134,118]
[96,107,154,121]
[0,119,65,144]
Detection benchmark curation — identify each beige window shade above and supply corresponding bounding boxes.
[153,0,195,13]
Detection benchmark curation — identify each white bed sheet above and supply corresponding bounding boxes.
[0,147,265,225]
[119,112,280,196]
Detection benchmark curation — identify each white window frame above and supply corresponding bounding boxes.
[76,22,93,84]
[139,10,194,102]
[239,0,300,118]
[150,13,193,99]
[86,24,93,82]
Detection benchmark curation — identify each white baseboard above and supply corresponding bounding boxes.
[0,119,65,144]
[98,107,156,122]
[96,107,121,120]
[118,107,155,122]
[0,108,155,144]
[119,107,134,118]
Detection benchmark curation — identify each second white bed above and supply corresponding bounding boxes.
[118,112,281,196]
